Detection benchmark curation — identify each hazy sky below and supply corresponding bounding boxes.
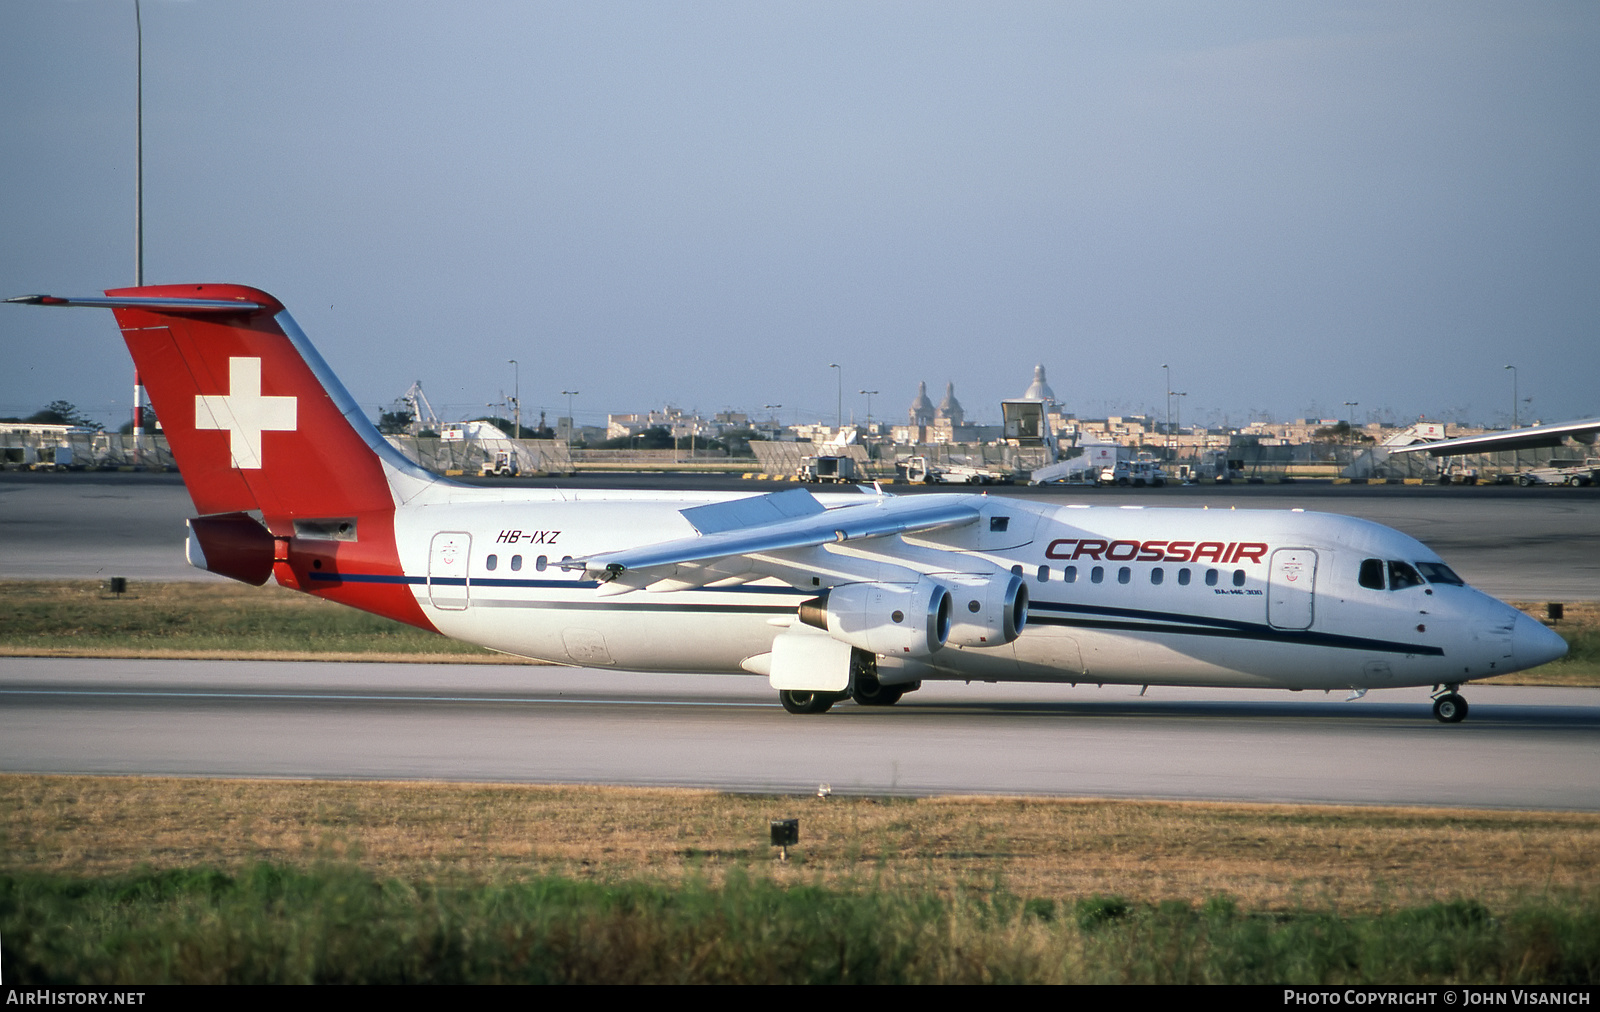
[2,1,1596,432]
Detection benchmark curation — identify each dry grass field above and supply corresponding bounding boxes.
[4,775,1596,914]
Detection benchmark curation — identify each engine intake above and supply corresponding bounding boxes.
[798,577,952,657]
[944,572,1029,647]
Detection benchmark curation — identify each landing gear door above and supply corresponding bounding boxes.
[428,531,471,610]
[1267,548,1317,630]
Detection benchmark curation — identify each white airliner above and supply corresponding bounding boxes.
[1387,417,1600,469]
[10,285,1568,722]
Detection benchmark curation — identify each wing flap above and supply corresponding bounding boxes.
[576,492,982,590]
[680,486,825,534]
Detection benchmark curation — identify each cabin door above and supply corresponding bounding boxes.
[428,531,471,610]
[1267,548,1317,630]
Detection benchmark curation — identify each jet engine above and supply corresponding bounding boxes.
[943,571,1029,647]
[798,576,952,657]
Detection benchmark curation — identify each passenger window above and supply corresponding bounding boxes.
[1012,564,1024,576]
[511,555,522,572]
[1389,561,1425,590]
[485,554,498,572]
[1037,565,1049,583]
[1118,567,1131,585]
[1151,567,1164,586]
[536,555,548,572]
[1359,559,1386,590]
[1205,569,1219,587]
[1177,568,1191,586]
[1091,566,1105,584]
[1232,569,1246,587]
[1064,565,1078,584]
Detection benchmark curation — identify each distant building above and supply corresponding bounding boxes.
[935,382,964,427]
[907,382,936,427]
[1021,363,1057,405]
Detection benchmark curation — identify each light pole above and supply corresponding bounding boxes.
[1344,401,1359,473]
[1504,365,1518,428]
[562,390,579,451]
[829,363,841,431]
[859,390,878,431]
[132,0,146,456]
[1162,364,1172,462]
[1172,391,1187,469]
[509,359,519,438]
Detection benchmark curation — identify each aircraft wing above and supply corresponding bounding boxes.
[575,488,981,591]
[1386,417,1600,457]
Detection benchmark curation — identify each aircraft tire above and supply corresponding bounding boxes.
[852,683,904,706]
[1432,693,1468,724]
[779,690,837,715]
[848,650,903,706]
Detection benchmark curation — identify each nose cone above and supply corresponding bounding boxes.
[1512,612,1568,670]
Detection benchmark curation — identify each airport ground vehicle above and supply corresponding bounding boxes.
[1504,459,1600,487]
[898,456,1010,485]
[798,454,859,483]
[1099,458,1167,487]
[9,284,1568,722]
[478,450,519,477]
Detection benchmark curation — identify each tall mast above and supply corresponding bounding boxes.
[132,0,145,441]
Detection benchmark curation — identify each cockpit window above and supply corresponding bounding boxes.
[1416,562,1464,586]
[1359,558,1385,590]
[1388,561,1426,590]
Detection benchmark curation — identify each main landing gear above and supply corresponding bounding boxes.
[1431,684,1469,724]
[849,652,905,707]
[777,650,920,713]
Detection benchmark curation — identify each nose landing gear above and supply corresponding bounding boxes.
[1431,684,1469,723]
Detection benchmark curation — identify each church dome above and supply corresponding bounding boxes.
[1022,364,1056,403]
[936,381,964,426]
[908,381,935,425]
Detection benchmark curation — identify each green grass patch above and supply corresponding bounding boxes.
[0,580,496,660]
[1487,603,1600,685]
[3,865,1596,984]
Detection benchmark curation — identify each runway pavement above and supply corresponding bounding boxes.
[2,658,1597,809]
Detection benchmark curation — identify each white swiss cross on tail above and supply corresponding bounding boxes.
[195,357,297,469]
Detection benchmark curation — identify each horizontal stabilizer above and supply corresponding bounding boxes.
[6,294,270,313]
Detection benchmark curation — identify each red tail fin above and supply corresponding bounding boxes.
[104,283,399,518]
[11,284,440,630]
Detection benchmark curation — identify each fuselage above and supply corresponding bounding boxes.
[374,488,1560,691]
